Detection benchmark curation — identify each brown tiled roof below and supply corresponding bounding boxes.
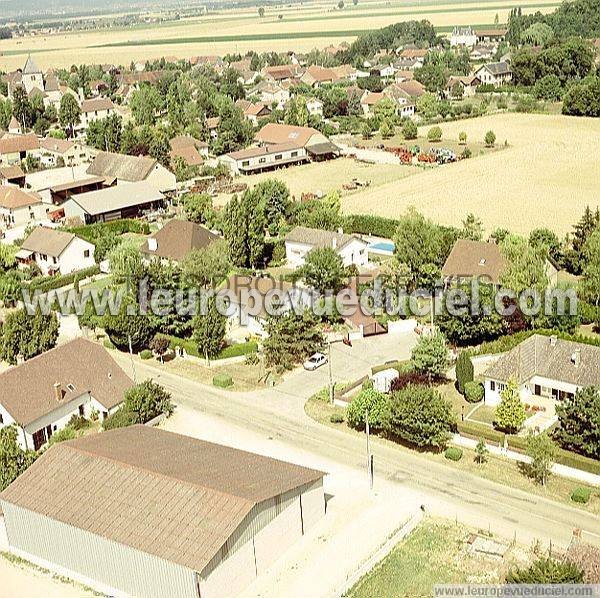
[87,151,156,182]
[0,133,39,155]
[39,137,75,154]
[0,186,41,209]
[81,97,115,113]
[67,182,164,216]
[0,338,133,425]
[170,145,204,167]
[441,239,507,285]
[400,48,428,58]
[285,226,364,252]
[206,116,220,130]
[169,134,208,151]
[0,165,25,180]
[21,226,78,257]
[303,65,338,83]
[0,425,324,572]
[141,220,220,261]
[255,123,319,148]
[396,79,426,98]
[484,334,600,387]
[361,92,385,106]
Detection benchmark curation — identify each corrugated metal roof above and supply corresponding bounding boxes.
[1,426,325,572]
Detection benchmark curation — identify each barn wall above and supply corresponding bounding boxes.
[1,501,197,598]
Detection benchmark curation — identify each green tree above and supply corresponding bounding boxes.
[410,332,449,381]
[500,234,548,293]
[0,426,37,492]
[295,190,343,231]
[373,97,396,121]
[0,310,59,365]
[130,85,162,126]
[59,93,81,138]
[554,387,600,459]
[181,240,231,289]
[416,92,439,119]
[475,438,489,465]
[182,193,215,225]
[520,22,554,46]
[494,379,527,433]
[285,96,309,127]
[251,179,292,235]
[379,119,394,139]
[455,351,474,394]
[484,130,496,147]
[458,131,467,145]
[414,64,447,93]
[149,128,171,167]
[507,558,584,584]
[223,195,248,267]
[460,213,484,241]
[258,6,265,17]
[263,310,324,370]
[107,241,144,288]
[0,243,16,273]
[533,74,563,101]
[192,295,226,360]
[124,379,173,424]
[300,247,346,294]
[525,431,557,486]
[12,87,32,130]
[581,230,600,330]
[402,119,418,140]
[347,387,388,430]
[385,384,455,450]
[242,188,267,269]
[103,296,155,351]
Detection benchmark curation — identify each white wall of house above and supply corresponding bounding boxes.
[121,164,176,193]
[222,147,307,175]
[285,238,368,269]
[0,202,50,229]
[62,198,88,222]
[484,375,580,406]
[29,237,95,276]
[77,108,115,132]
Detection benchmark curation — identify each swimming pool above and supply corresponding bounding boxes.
[368,241,395,254]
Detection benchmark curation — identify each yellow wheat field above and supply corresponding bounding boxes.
[0,0,559,70]
[340,112,600,236]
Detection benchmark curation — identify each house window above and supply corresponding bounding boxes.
[534,384,541,396]
[32,428,47,451]
[259,158,266,164]
[241,160,250,167]
[0,413,3,424]
[275,154,282,160]
[83,250,90,258]
[490,381,496,391]
[79,404,85,417]
[291,151,298,157]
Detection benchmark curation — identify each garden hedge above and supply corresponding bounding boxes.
[571,487,592,504]
[26,265,101,293]
[213,373,233,388]
[158,334,258,361]
[444,447,463,461]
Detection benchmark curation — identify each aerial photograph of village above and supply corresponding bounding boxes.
[0,0,599,596]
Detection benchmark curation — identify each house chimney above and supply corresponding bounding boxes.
[550,335,557,347]
[148,238,158,251]
[571,349,581,368]
[53,382,62,402]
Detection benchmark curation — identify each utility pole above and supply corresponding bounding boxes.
[328,340,333,403]
[128,335,137,384]
[366,409,373,490]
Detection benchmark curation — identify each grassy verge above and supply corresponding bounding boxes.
[304,395,600,515]
[347,518,524,597]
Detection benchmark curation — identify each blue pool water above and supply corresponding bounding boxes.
[368,241,395,253]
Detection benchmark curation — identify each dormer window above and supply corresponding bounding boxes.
[479,259,486,266]
[66,383,76,392]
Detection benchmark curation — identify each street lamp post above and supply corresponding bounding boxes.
[328,335,352,404]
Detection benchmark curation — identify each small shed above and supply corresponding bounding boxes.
[372,368,399,393]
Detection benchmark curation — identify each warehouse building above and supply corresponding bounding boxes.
[0,425,326,598]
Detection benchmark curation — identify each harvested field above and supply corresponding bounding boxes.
[0,0,558,70]
[341,113,600,236]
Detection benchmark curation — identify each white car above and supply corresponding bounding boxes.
[303,352,327,371]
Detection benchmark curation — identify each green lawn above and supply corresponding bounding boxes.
[348,519,514,597]
[468,404,496,426]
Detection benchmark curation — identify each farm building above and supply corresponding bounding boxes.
[0,338,131,450]
[0,133,40,166]
[86,151,176,193]
[0,425,326,598]
[474,62,512,87]
[62,181,165,224]
[140,219,220,263]
[221,143,308,175]
[0,186,48,228]
[255,123,340,161]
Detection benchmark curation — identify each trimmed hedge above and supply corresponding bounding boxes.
[65,219,150,242]
[330,413,345,424]
[158,334,258,361]
[25,265,101,293]
[464,381,484,403]
[103,339,115,350]
[571,487,592,504]
[457,421,600,476]
[213,373,233,388]
[445,447,463,461]
[140,350,153,360]
[344,214,399,239]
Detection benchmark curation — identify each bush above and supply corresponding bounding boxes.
[484,130,496,147]
[464,381,484,403]
[103,339,116,350]
[213,373,234,388]
[402,119,418,140]
[140,349,153,360]
[444,447,463,461]
[427,126,442,142]
[330,413,345,424]
[103,407,137,430]
[67,415,89,431]
[26,265,100,293]
[455,351,474,394]
[507,557,584,584]
[389,371,430,391]
[346,388,388,430]
[571,487,592,504]
[344,213,399,239]
[460,147,472,159]
[159,334,258,361]
[47,425,77,446]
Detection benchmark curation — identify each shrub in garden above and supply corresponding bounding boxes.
[464,381,484,403]
[444,447,463,461]
[494,379,526,433]
[455,351,474,394]
[330,413,345,424]
[484,130,496,147]
[140,349,153,360]
[346,388,388,430]
[427,126,442,142]
[389,371,430,392]
[213,373,234,388]
[506,557,584,584]
[461,147,472,159]
[103,407,138,430]
[402,119,417,140]
[571,487,591,504]
[103,339,115,350]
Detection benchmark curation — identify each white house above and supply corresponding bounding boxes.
[38,137,92,168]
[0,338,133,450]
[17,226,95,275]
[76,98,116,134]
[306,97,324,117]
[220,143,308,175]
[450,26,478,48]
[483,335,600,406]
[0,186,49,229]
[285,226,369,269]
[474,62,513,87]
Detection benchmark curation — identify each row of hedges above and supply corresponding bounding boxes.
[158,334,258,361]
[64,218,150,242]
[25,265,101,293]
[456,420,600,476]
[344,214,400,239]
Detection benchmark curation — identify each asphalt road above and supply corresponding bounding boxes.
[120,355,600,551]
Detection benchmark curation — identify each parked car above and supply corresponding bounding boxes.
[303,352,327,371]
